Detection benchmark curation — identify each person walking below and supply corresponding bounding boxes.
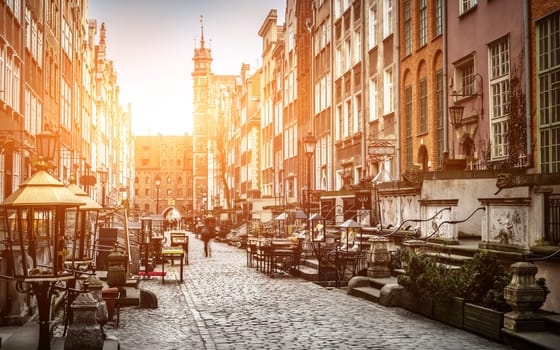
[200,218,214,257]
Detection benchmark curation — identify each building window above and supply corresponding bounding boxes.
[537,12,560,173]
[460,0,477,15]
[405,85,413,167]
[383,0,393,38]
[369,77,378,121]
[353,93,361,134]
[454,57,475,99]
[419,77,428,134]
[368,2,377,49]
[418,0,427,47]
[436,69,444,169]
[489,37,510,160]
[353,28,361,65]
[404,0,411,56]
[345,99,352,138]
[336,104,344,141]
[383,67,393,115]
[434,0,443,37]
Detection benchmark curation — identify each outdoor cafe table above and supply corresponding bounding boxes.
[161,247,185,284]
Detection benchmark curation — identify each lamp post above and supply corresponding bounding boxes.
[0,130,83,350]
[449,105,464,128]
[303,132,317,216]
[98,167,108,208]
[155,176,161,214]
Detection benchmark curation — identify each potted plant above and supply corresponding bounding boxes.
[457,251,512,341]
[397,249,461,319]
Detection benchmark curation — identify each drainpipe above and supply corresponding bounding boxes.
[394,2,401,180]
[361,0,367,179]
[524,0,532,166]
[442,0,449,157]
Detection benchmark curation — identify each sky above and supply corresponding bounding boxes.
[88,0,285,136]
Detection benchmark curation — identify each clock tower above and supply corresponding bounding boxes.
[192,15,212,217]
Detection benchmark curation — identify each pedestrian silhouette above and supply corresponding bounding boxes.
[201,218,214,257]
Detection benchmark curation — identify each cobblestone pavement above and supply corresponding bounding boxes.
[105,235,512,350]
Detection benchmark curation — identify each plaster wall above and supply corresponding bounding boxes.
[421,178,529,237]
[535,260,560,314]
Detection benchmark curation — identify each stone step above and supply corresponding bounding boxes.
[351,286,380,303]
[424,251,472,266]
[503,328,560,350]
[544,314,560,335]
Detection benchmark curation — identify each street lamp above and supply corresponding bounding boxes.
[155,176,161,214]
[66,177,102,267]
[303,132,317,216]
[98,167,108,208]
[0,130,84,350]
[449,105,464,128]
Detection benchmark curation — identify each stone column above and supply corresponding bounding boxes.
[503,262,547,332]
[86,276,108,328]
[64,292,104,350]
[367,236,391,278]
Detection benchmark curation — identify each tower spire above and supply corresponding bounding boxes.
[200,15,205,48]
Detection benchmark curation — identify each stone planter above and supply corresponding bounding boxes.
[463,302,504,341]
[433,297,464,329]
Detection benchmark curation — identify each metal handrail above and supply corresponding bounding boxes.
[381,207,452,238]
[421,206,486,241]
[527,247,560,261]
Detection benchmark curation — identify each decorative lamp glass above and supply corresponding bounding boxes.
[309,213,326,242]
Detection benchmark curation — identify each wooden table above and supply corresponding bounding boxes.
[161,248,185,284]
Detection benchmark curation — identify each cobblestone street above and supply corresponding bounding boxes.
[105,234,512,350]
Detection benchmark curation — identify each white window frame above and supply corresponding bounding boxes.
[383,0,393,38]
[460,0,478,15]
[383,67,394,115]
[489,37,510,160]
[369,77,378,121]
[368,2,377,50]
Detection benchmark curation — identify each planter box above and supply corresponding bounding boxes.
[463,302,503,341]
[401,290,433,318]
[433,297,464,329]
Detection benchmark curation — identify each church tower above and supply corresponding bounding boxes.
[192,16,212,216]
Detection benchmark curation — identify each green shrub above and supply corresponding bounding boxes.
[397,249,461,303]
[398,249,513,312]
[456,250,512,312]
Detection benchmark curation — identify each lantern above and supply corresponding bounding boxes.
[0,169,84,349]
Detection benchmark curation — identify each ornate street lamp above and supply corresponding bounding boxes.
[66,176,103,268]
[339,219,363,253]
[35,129,58,168]
[140,217,153,274]
[0,130,84,350]
[309,213,326,242]
[98,167,108,208]
[302,132,317,216]
[274,212,288,238]
[155,176,161,214]
[309,213,326,282]
[449,105,464,128]
[449,72,484,128]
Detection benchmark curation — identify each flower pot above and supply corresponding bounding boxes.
[463,302,503,341]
